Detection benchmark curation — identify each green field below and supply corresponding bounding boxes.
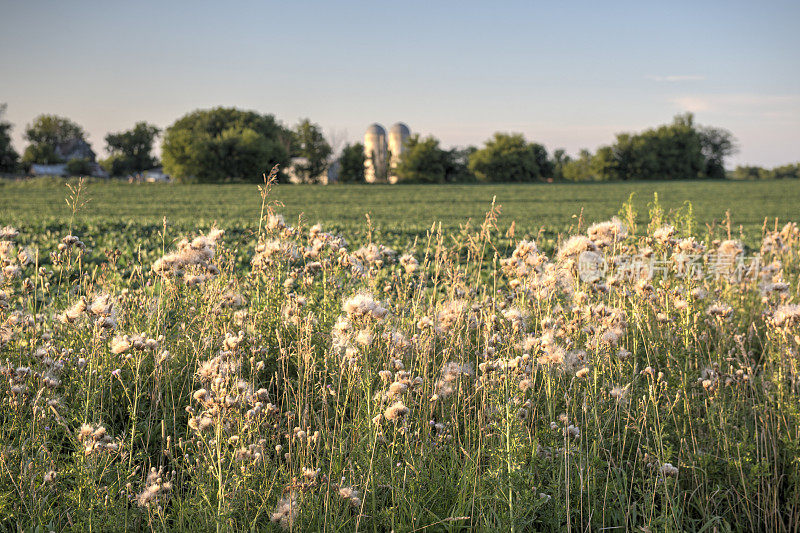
[2,179,798,246]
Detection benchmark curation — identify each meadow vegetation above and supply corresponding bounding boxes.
[0,177,799,531]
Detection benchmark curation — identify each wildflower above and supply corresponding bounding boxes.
[706,302,733,319]
[252,239,300,268]
[110,336,131,354]
[59,235,86,250]
[587,217,627,247]
[89,294,114,316]
[193,388,211,404]
[577,250,605,282]
[302,467,320,481]
[436,299,477,332]
[660,463,679,477]
[188,414,214,432]
[342,292,389,321]
[538,341,566,366]
[434,361,474,399]
[3,265,21,278]
[717,239,744,260]
[0,226,19,240]
[610,386,628,403]
[338,486,361,508]
[271,492,299,530]
[352,243,396,268]
[388,382,408,395]
[557,235,598,261]
[77,423,120,455]
[355,329,373,346]
[152,229,224,280]
[59,300,87,324]
[399,253,419,274]
[136,467,173,508]
[501,307,526,330]
[265,214,287,231]
[772,304,800,328]
[384,401,409,421]
[690,287,707,299]
[652,225,676,245]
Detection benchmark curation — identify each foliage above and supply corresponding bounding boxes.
[289,119,332,183]
[0,103,19,172]
[468,133,552,182]
[699,125,737,179]
[22,114,89,165]
[102,122,160,176]
[65,157,93,176]
[443,146,477,183]
[393,134,450,183]
[730,163,800,181]
[161,107,291,183]
[550,148,571,181]
[592,114,736,181]
[337,143,366,183]
[561,149,596,182]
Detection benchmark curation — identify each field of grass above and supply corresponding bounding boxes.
[2,178,799,241]
[1,178,799,531]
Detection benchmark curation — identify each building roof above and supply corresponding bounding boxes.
[54,138,96,162]
[365,123,386,136]
[389,123,410,136]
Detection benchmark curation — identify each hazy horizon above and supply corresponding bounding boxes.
[1,0,798,167]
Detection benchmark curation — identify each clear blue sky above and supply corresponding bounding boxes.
[1,0,798,167]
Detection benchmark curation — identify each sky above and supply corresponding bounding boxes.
[1,0,798,167]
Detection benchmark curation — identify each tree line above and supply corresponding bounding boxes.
[0,104,797,182]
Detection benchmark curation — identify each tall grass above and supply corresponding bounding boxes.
[0,181,798,531]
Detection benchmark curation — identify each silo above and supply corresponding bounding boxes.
[363,123,387,183]
[388,123,411,174]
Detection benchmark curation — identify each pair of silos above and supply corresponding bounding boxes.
[364,123,410,183]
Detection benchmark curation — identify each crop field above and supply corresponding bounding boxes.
[2,179,799,241]
[0,178,799,531]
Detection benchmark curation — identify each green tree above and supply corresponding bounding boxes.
[730,165,764,180]
[443,146,477,182]
[65,158,93,176]
[102,122,160,176]
[468,133,552,182]
[562,149,597,181]
[551,148,572,181]
[290,119,332,183]
[0,104,19,173]
[161,107,291,183]
[699,126,737,179]
[337,143,366,183]
[730,163,799,180]
[771,163,800,180]
[394,135,451,183]
[592,114,735,181]
[22,114,87,165]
